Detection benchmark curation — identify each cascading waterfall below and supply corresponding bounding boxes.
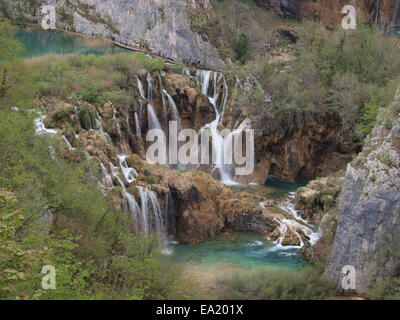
[147,104,162,130]
[138,187,167,248]
[163,89,182,129]
[274,198,322,248]
[35,115,57,135]
[118,155,138,183]
[123,191,142,227]
[136,76,146,100]
[147,72,153,100]
[92,98,168,250]
[134,111,142,140]
[99,160,113,188]
[196,70,240,186]
[158,73,169,130]
[62,135,75,151]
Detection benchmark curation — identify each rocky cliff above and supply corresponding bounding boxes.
[239,110,349,184]
[255,0,400,28]
[0,0,224,68]
[324,96,400,295]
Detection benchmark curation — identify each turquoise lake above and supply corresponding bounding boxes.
[15,29,127,58]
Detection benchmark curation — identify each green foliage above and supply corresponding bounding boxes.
[234,33,250,64]
[166,63,186,74]
[217,267,338,300]
[0,20,24,99]
[189,12,208,34]
[0,107,187,300]
[230,23,400,150]
[357,104,380,136]
[369,277,400,300]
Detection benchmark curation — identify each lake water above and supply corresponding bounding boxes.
[15,29,127,58]
[170,232,307,271]
[169,177,313,272]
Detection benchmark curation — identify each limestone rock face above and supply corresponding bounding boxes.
[0,0,224,68]
[239,110,349,184]
[324,106,400,295]
[295,176,343,265]
[255,0,400,28]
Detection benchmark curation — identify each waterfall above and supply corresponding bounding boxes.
[118,155,138,183]
[274,198,323,248]
[135,112,142,140]
[136,76,146,100]
[99,160,113,188]
[62,135,75,151]
[35,115,57,135]
[108,156,168,250]
[123,191,142,230]
[138,187,167,248]
[147,104,162,130]
[163,89,182,129]
[218,118,252,185]
[95,112,112,143]
[196,70,237,186]
[147,72,153,100]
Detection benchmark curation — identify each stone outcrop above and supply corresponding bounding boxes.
[295,176,343,265]
[295,176,343,224]
[162,73,216,131]
[0,0,224,68]
[324,100,400,294]
[129,159,281,244]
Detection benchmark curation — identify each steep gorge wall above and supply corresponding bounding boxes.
[239,110,349,184]
[0,0,224,68]
[324,99,400,295]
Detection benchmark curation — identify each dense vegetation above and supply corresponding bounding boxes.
[225,22,400,150]
[0,20,190,300]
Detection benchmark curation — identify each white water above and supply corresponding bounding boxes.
[62,135,75,151]
[274,198,323,248]
[134,112,142,140]
[147,72,153,100]
[99,161,114,188]
[35,116,57,135]
[138,187,167,249]
[136,76,146,100]
[123,191,141,228]
[163,89,182,129]
[196,70,238,186]
[118,155,138,184]
[158,74,168,128]
[147,104,162,130]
